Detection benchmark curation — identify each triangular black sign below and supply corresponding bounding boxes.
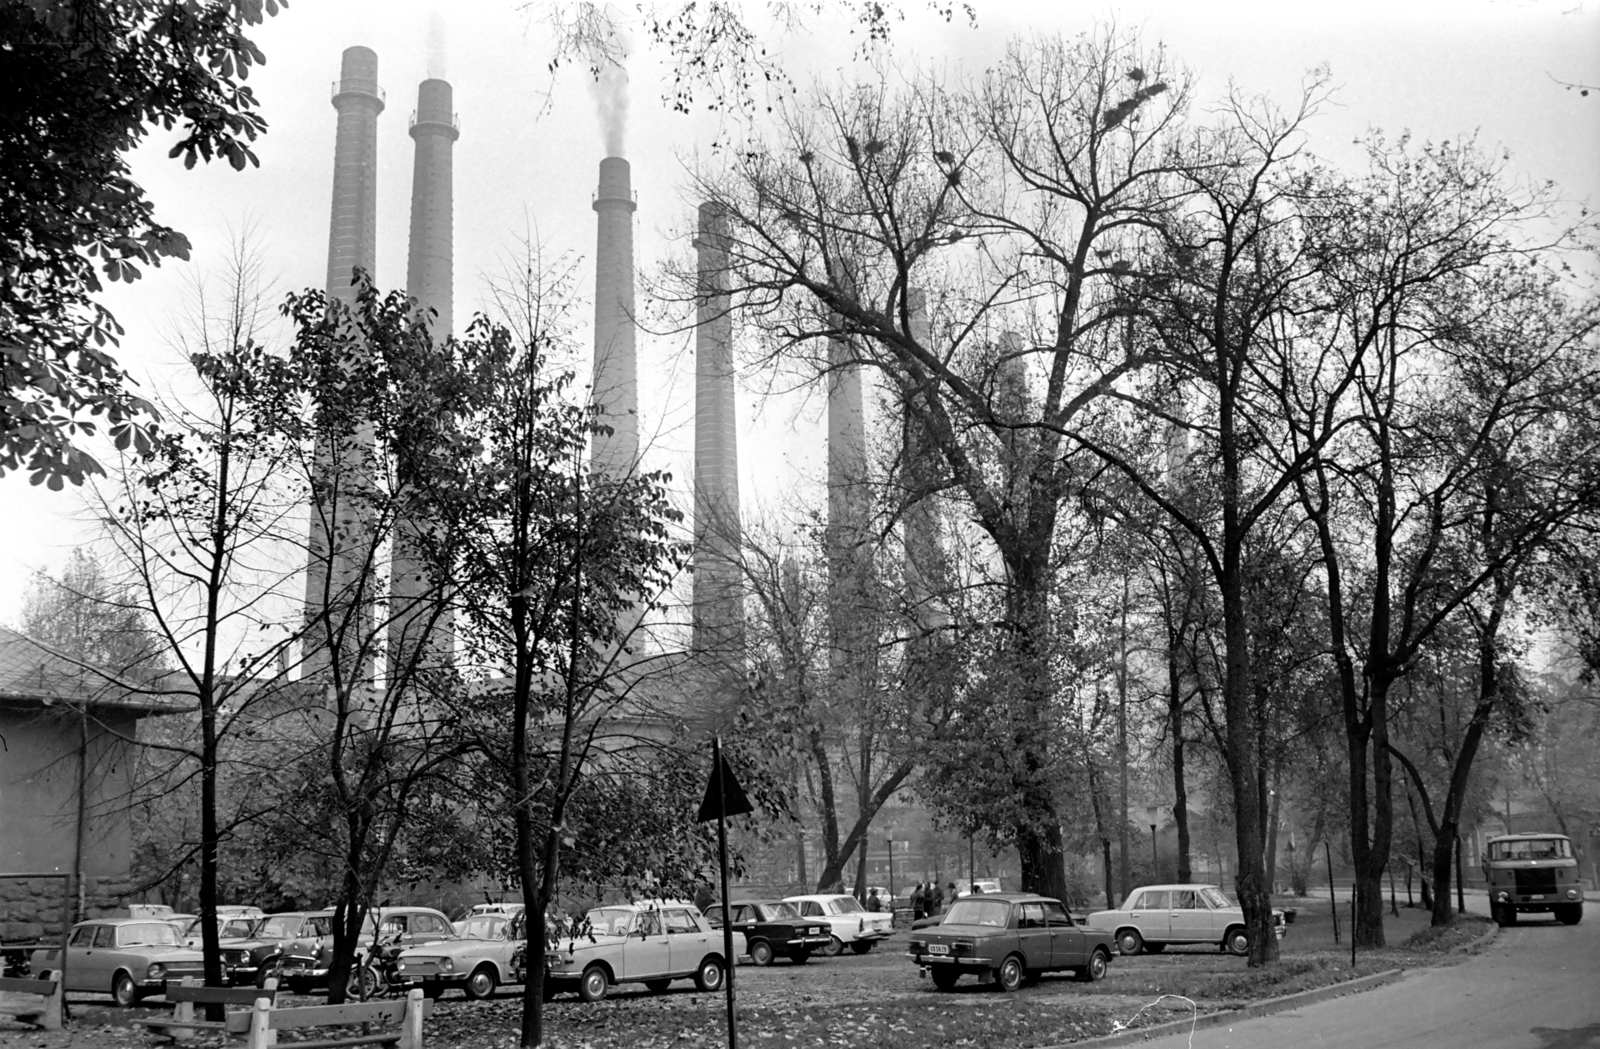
[697,745,754,823]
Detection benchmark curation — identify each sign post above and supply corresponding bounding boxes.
[698,737,753,1049]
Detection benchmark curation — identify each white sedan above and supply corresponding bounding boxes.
[1084,884,1286,956]
[782,894,894,956]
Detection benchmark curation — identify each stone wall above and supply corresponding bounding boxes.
[0,873,133,943]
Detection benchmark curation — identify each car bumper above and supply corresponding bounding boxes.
[907,952,992,967]
[784,936,832,953]
[851,929,893,943]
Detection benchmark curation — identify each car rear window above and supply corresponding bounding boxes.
[756,902,799,921]
[944,899,1011,928]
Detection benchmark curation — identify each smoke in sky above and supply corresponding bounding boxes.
[426,11,447,80]
[589,44,630,158]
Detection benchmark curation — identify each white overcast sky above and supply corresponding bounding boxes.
[2,0,1596,627]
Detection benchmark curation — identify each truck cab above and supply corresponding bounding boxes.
[1482,833,1584,926]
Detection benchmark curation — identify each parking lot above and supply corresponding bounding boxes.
[0,904,1496,1049]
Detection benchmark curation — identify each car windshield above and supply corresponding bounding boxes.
[257,916,302,939]
[587,908,637,937]
[944,899,1012,928]
[1199,888,1231,909]
[828,897,864,915]
[457,916,506,940]
[119,922,181,947]
[1489,838,1571,860]
[756,902,800,921]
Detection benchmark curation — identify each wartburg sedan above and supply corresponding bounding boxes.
[544,902,728,1002]
[906,893,1114,992]
[30,919,205,1006]
[1085,884,1286,956]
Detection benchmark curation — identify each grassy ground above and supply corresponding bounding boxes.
[0,899,1495,1049]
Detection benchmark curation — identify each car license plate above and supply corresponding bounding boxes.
[1531,895,1545,901]
[929,944,948,955]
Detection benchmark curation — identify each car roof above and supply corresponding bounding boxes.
[1488,832,1570,841]
[714,898,790,907]
[1122,884,1222,894]
[950,892,1059,904]
[784,893,853,901]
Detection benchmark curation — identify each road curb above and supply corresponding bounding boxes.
[1455,918,1499,955]
[1056,968,1411,1048]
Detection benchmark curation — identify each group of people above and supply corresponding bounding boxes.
[861,880,986,917]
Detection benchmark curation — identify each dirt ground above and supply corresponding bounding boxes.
[0,901,1493,1049]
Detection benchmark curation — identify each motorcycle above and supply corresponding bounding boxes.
[346,934,406,999]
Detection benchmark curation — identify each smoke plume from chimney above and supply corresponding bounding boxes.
[425,11,447,79]
[589,52,629,158]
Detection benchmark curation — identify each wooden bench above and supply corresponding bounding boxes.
[133,978,278,1041]
[227,988,431,1049]
[0,973,62,1030]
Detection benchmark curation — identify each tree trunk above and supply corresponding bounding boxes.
[1170,658,1192,885]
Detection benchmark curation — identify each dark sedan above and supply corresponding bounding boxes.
[906,892,1114,992]
[705,900,833,965]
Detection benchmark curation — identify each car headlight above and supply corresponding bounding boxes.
[441,958,453,971]
[1568,890,1579,900]
[1497,892,1509,902]
[147,964,165,981]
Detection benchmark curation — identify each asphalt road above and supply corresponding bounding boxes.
[1134,910,1599,1049]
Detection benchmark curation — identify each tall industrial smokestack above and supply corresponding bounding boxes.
[304,46,385,680]
[325,46,385,305]
[901,289,948,630]
[591,157,638,478]
[826,305,869,700]
[390,78,459,678]
[691,203,744,657]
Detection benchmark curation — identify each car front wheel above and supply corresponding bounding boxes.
[1077,947,1110,983]
[465,964,497,1000]
[995,954,1025,993]
[1225,926,1250,956]
[1116,928,1144,956]
[112,972,138,1008]
[694,957,725,993]
[1556,904,1582,926]
[578,965,609,1003]
[749,940,774,966]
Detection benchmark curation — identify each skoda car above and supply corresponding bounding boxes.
[906,893,1113,992]
[395,911,524,999]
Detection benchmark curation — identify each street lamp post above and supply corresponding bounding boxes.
[1150,824,1158,876]
[887,838,895,904]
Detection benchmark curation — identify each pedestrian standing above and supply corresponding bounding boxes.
[910,883,925,921]
[866,888,883,912]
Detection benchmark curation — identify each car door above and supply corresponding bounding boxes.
[1014,902,1052,969]
[620,909,672,979]
[66,924,101,991]
[1166,890,1213,943]
[1042,901,1085,970]
[1128,889,1167,942]
[664,908,711,974]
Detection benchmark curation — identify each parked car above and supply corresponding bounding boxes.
[956,880,1004,897]
[29,919,205,1006]
[454,902,525,934]
[174,914,261,951]
[248,911,338,990]
[704,900,832,965]
[1084,884,1287,956]
[1482,832,1584,926]
[906,893,1113,992]
[783,894,894,956]
[395,912,523,999]
[543,901,727,1002]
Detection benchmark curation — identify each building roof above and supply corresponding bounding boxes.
[0,626,192,716]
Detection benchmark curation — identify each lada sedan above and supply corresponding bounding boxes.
[544,901,727,1002]
[783,893,895,955]
[395,912,523,999]
[30,919,204,1006]
[1085,884,1286,956]
[906,893,1113,992]
[705,899,832,964]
